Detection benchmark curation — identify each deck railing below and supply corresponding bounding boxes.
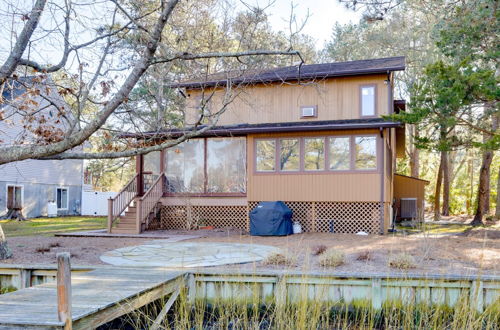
[136,173,165,233]
[107,173,139,232]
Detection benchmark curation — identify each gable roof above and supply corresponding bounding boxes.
[170,56,405,89]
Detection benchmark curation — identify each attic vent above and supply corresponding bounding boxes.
[400,198,417,219]
[300,105,317,118]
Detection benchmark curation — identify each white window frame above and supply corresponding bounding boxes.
[360,85,377,117]
[56,187,69,210]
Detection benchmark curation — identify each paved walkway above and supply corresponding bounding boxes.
[100,241,279,268]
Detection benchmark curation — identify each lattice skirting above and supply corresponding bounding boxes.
[151,205,248,231]
[153,202,383,234]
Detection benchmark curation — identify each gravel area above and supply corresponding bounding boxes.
[1,229,498,276]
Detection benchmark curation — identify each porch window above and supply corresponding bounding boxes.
[165,139,205,193]
[56,188,68,210]
[329,137,350,170]
[256,139,276,172]
[165,137,246,194]
[304,138,325,171]
[355,136,377,169]
[207,137,246,193]
[361,86,376,116]
[279,138,300,171]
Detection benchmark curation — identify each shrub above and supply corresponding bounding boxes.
[388,253,416,270]
[318,249,345,267]
[311,244,327,256]
[356,251,372,261]
[35,246,50,253]
[263,252,296,266]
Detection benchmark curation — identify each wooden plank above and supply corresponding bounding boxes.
[72,276,184,330]
[57,253,72,330]
[150,286,182,330]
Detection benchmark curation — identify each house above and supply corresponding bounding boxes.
[109,56,426,234]
[0,77,84,218]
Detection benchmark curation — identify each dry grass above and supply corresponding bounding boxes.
[356,251,372,261]
[263,252,296,266]
[35,246,50,253]
[388,253,416,270]
[311,244,327,256]
[318,249,345,267]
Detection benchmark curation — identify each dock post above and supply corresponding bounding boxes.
[371,278,382,309]
[107,198,113,233]
[57,252,72,330]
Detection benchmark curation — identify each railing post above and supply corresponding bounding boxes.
[136,199,142,234]
[107,198,113,233]
[57,252,72,330]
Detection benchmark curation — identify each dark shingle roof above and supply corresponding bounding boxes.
[169,56,405,89]
[120,118,402,139]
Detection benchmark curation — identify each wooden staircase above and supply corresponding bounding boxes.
[108,173,165,235]
[111,203,138,234]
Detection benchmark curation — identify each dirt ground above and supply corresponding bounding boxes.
[2,227,499,276]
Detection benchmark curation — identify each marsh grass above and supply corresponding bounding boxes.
[318,249,345,267]
[100,277,500,330]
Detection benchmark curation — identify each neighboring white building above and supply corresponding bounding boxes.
[0,77,84,218]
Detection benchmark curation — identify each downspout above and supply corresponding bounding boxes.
[386,71,393,233]
[380,127,385,234]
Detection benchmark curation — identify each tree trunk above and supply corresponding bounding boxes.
[434,153,444,221]
[496,166,500,219]
[0,225,12,260]
[409,125,420,178]
[471,150,494,226]
[442,151,450,216]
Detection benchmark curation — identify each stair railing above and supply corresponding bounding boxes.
[136,173,165,233]
[107,173,139,232]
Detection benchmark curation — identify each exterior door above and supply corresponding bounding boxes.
[7,186,22,209]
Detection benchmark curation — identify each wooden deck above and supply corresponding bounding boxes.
[0,267,185,329]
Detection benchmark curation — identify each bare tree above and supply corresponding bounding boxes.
[0,0,302,259]
[0,0,300,165]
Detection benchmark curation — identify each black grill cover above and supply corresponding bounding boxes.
[250,201,293,236]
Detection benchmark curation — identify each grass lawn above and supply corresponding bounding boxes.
[396,222,472,235]
[0,216,106,237]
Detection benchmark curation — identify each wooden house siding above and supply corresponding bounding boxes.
[185,74,389,126]
[246,129,384,203]
[393,174,427,218]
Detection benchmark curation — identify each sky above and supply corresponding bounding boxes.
[247,0,362,48]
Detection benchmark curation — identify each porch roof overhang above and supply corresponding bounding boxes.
[120,118,403,140]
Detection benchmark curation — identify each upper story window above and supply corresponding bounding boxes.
[360,85,376,117]
[255,135,378,173]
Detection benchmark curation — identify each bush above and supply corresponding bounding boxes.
[318,249,345,267]
[311,244,327,256]
[356,251,372,261]
[388,253,416,270]
[263,252,296,266]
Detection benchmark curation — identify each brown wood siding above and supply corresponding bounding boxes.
[247,129,383,202]
[393,174,427,216]
[185,74,389,126]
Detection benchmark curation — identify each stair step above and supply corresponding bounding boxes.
[111,228,138,234]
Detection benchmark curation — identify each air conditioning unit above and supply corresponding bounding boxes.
[400,198,417,219]
[300,106,317,118]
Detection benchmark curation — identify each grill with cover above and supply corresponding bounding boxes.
[250,201,293,236]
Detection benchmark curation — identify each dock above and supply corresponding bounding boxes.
[0,266,185,329]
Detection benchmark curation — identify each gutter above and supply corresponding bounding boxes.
[120,121,403,139]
